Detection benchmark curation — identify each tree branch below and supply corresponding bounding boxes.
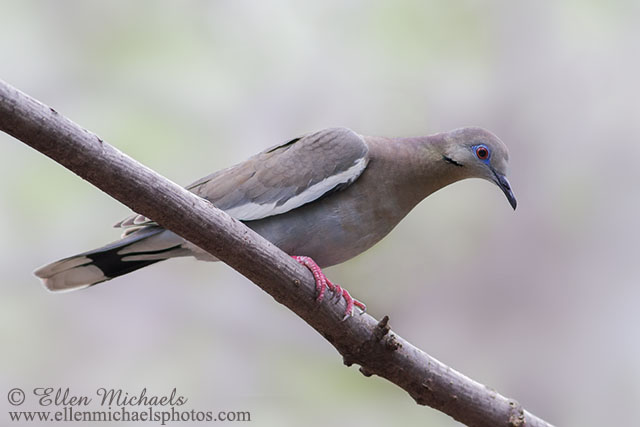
[0,79,553,427]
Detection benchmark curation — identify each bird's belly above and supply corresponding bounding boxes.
[245,190,408,268]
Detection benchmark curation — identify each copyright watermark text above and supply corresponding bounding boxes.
[7,387,250,424]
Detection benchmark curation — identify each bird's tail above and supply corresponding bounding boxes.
[34,227,189,292]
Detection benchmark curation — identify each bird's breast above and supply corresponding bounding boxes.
[245,180,414,268]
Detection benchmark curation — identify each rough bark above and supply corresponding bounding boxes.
[0,79,553,427]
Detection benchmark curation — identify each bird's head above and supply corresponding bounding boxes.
[441,127,517,210]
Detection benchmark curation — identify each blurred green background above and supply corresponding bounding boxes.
[2,1,639,426]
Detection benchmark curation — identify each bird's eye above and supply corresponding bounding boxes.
[475,145,490,160]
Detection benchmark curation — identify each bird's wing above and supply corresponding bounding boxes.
[115,127,369,232]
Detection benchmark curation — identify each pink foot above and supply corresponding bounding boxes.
[292,256,366,318]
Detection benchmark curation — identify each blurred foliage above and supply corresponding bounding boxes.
[2,1,640,426]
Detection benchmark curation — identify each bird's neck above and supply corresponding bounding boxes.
[367,134,471,210]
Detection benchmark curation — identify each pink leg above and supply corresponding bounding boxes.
[292,256,366,318]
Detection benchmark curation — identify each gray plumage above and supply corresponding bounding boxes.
[34,127,516,291]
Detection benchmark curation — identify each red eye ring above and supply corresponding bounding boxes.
[476,146,489,160]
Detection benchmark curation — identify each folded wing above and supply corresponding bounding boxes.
[115,127,369,232]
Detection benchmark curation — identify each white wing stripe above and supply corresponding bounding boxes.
[226,156,367,221]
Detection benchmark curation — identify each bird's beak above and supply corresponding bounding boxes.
[492,169,517,210]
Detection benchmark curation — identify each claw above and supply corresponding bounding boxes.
[327,279,343,303]
[292,255,365,318]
